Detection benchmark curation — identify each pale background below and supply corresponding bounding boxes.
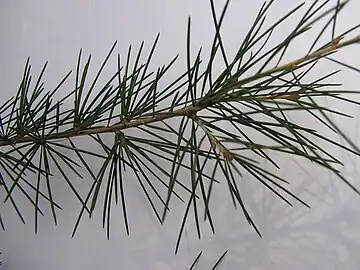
[1,0,360,269]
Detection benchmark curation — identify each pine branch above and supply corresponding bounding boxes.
[1,0,360,257]
[0,35,359,148]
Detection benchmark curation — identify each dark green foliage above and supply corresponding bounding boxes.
[1,0,360,266]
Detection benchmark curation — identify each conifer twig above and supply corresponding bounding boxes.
[1,0,360,259]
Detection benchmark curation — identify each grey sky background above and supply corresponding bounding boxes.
[1,0,360,269]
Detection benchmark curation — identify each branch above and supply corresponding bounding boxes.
[1,35,359,147]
